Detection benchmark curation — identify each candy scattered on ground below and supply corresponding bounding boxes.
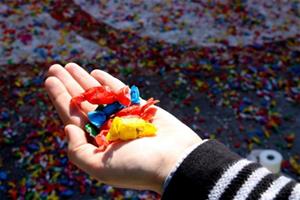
[0,0,299,199]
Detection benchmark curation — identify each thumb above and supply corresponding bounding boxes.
[64,124,102,173]
[64,124,88,150]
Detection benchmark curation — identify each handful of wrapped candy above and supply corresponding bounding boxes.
[71,85,158,151]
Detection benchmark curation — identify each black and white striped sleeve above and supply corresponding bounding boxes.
[161,140,300,200]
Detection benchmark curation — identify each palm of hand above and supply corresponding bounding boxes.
[45,63,202,193]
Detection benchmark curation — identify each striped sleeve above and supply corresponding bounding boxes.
[161,140,299,200]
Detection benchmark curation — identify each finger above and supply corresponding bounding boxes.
[48,64,96,113]
[65,124,89,149]
[90,69,126,93]
[90,70,149,104]
[65,63,100,90]
[48,64,85,96]
[65,124,104,173]
[45,76,87,127]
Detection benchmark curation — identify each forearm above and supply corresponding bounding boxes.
[162,140,299,200]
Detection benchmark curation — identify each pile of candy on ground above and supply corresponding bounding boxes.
[0,0,299,199]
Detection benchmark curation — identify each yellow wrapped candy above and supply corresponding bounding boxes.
[106,117,157,142]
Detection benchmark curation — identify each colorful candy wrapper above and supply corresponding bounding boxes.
[103,102,124,116]
[85,123,99,137]
[106,117,157,142]
[130,85,140,104]
[88,111,107,128]
[71,85,158,151]
[71,85,131,108]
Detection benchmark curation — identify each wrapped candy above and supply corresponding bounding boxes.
[71,85,131,108]
[115,98,158,121]
[130,85,140,104]
[106,117,156,141]
[87,111,107,128]
[70,85,158,151]
[87,102,124,128]
[95,117,157,150]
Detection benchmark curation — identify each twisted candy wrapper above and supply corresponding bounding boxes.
[71,85,158,151]
[106,117,157,142]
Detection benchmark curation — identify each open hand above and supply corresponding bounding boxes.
[45,63,202,194]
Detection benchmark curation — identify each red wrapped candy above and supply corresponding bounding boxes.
[71,86,131,108]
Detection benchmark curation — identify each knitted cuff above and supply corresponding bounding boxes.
[162,140,208,192]
[161,140,242,200]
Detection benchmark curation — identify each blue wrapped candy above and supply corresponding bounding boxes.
[130,85,140,104]
[87,111,107,128]
[87,85,141,132]
[103,102,124,116]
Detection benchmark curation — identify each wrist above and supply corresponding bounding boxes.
[153,136,204,194]
[162,139,209,192]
